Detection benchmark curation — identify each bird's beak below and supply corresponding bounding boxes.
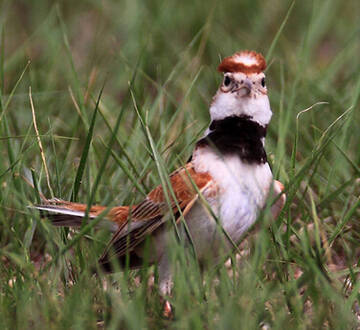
[234,79,252,97]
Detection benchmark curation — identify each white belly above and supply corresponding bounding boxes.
[184,147,273,260]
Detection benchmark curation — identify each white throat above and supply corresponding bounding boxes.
[209,91,272,127]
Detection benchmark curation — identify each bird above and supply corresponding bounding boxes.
[32,50,286,317]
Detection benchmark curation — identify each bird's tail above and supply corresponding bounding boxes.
[31,199,129,232]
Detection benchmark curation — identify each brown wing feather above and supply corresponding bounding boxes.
[98,163,215,270]
[108,163,212,225]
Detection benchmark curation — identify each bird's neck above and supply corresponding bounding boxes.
[196,115,268,164]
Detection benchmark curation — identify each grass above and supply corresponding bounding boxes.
[1,0,360,328]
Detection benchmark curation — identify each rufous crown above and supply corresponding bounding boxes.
[218,50,266,74]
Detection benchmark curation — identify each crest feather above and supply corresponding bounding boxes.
[218,50,266,74]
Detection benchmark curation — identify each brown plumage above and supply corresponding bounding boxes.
[218,50,266,74]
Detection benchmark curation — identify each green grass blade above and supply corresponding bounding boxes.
[71,84,104,201]
[266,1,295,63]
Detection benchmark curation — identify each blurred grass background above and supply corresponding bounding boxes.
[1,0,360,328]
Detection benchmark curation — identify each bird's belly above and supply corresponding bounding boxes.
[186,151,273,261]
[182,192,258,261]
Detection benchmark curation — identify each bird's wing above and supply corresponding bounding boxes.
[98,162,216,268]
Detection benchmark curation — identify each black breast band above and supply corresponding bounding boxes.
[196,115,268,164]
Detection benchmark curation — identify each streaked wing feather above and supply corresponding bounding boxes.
[99,164,215,268]
[99,216,163,264]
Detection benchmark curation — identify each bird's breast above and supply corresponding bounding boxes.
[186,146,273,257]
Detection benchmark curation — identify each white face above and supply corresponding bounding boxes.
[209,71,272,127]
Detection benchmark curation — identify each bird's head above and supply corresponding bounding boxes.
[210,50,272,127]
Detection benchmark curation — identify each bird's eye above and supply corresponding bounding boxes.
[261,77,266,87]
[224,76,231,86]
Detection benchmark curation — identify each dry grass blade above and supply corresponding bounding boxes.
[29,86,54,198]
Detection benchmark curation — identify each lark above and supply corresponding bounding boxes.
[32,50,285,316]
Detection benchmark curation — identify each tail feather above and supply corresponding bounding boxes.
[30,199,120,232]
[37,208,90,227]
